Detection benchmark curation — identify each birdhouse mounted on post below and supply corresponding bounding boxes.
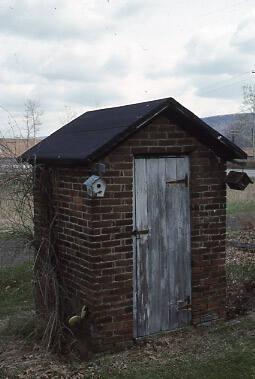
[83,175,106,197]
[226,170,253,190]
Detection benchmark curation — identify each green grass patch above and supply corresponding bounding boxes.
[227,200,255,215]
[226,262,255,281]
[97,320,255,379]
[0,262,34,317]
[0,230,29,240]
[103,348,255,379]
[0,312,41,340]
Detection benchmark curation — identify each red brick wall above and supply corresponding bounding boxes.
[34,115,226,352]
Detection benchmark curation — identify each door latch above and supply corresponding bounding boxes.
[132,229,149,238]
[166,174,188,187]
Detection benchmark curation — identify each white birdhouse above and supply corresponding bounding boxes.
[83,175,106,198]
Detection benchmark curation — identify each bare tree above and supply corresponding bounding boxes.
[24,99,43,145]
[225,85,255,151]
[240,85,255,156]
[241,85,255,114]
[59,105,77,125]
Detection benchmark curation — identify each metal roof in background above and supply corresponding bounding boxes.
[20,97,247,164]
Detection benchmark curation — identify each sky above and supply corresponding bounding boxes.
[0,0,255,137]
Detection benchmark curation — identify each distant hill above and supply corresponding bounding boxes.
[203,113,254,148]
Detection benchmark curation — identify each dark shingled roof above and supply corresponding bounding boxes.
[20,97,247,164]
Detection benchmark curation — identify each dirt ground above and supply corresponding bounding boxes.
[0,313,254,379]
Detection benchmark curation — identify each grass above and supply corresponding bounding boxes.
[226,262,255,281]
[1,315,255,379]
[227,200,255,214]
[0,262,38,342]
[0,263,254,377]
[0,262,34,318]
[0,263,44,344]
[0,229,30,240]
[227,177,255,214]
[0,179,34,238]
[99,350,255,379]
[94,318,255,379]
[0,262,254,378]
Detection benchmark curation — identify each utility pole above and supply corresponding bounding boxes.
[230,128,239,144]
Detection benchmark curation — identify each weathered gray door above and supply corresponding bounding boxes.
[134,156,191,337]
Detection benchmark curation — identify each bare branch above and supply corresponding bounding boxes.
[24,99,43,144]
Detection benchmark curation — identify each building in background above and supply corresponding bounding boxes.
[0,138,43,172]
[0,138,42,158]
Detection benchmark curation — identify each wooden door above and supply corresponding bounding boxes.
[134,156,191,337]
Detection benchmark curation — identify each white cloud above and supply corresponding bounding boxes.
[0,0,114,41]
[0,0,254,135]
[172,24,254,103]
[231,12,255,54]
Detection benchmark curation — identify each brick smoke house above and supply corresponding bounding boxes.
[21,97,247,352]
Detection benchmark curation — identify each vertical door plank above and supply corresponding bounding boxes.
[176,157,191,326]
[158,158,169,331]
[146,158,161,334]
[165,158,179,329]
[134,158,149,337]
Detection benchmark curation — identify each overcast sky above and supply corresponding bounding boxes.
[0,0,255,137]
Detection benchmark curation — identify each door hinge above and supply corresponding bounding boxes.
[177,296,192,311]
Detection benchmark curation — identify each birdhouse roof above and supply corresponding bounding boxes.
[84,175,101,186]
[20,97,247,165]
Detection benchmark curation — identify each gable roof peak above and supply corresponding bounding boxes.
[20,97,247,164]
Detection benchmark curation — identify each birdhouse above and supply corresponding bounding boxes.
[83,175,106,197]
[226,171,253,190]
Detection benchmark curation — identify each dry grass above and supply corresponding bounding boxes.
[0,181,33,238]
